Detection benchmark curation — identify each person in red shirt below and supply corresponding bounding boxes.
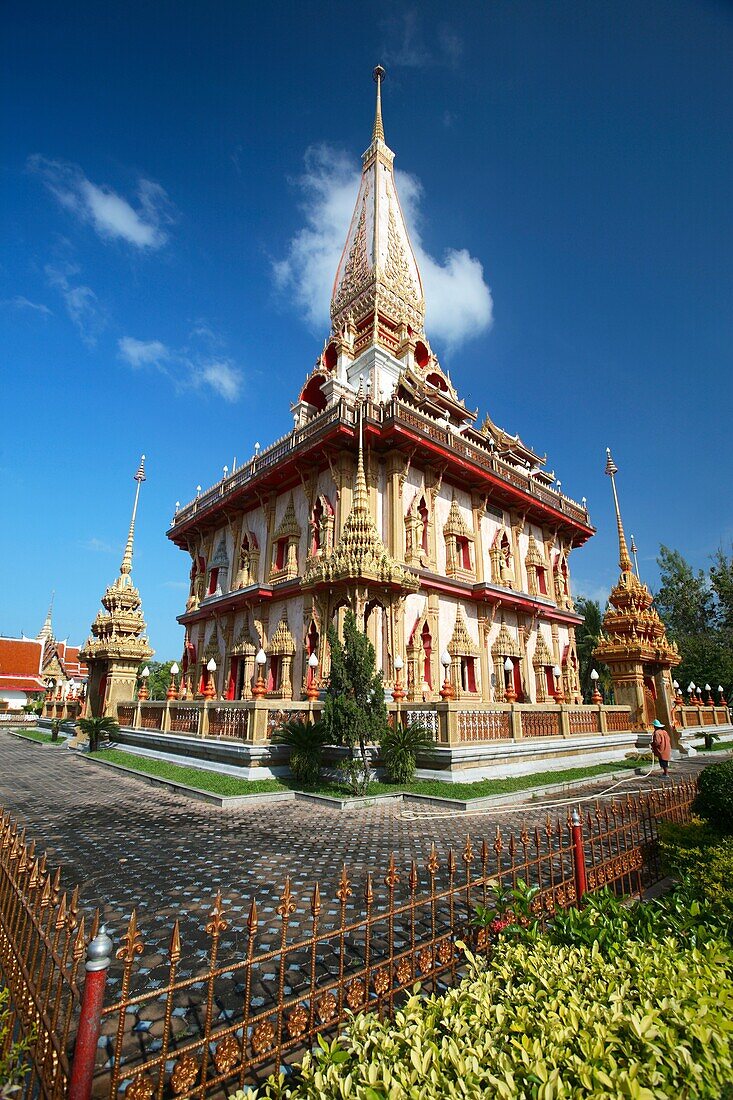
[650,719,672,778]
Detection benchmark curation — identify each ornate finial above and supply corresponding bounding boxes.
[630,534,642,579]
[604,447,632,573]
[119,455,146,580]
[372,65,386,143]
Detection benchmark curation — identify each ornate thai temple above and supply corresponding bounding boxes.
[594,450,680,733]
[80,457,154,718]
[167,69,594,711]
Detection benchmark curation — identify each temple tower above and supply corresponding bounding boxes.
[80,457,154,718]
[593,449,680,733]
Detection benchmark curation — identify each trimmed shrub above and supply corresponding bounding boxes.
[694,759,733,833]
[242,937,733,1099]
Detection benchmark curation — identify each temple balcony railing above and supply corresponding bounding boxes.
[169,396,591,531]
[41,699,82,722]
[675,703,731,729]
[118,699,634,745]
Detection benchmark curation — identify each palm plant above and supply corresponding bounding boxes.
[76,715,120,753]
[272,717,328,787]
[49,719,61,743]
[380,719,436,785]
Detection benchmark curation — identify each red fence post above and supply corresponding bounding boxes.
[571,809,587,906]
[68,925,113,1100]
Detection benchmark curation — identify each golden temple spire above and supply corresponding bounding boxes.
[119,455,146,583]
[605,447,632,574]
[36,592,54,643]
[372,64,386,144]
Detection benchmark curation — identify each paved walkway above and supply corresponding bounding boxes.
[0,733,714,969]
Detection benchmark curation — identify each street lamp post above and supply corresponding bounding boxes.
[590,667,602,705]
[306,651,320,704]
[252,648,267,699]
[553,664,564,704]
[439,650,454,701]
[392,654,405,704]
[504,656,516,703]
[167,662,180,701]
[138,666,150,701]
[203,658,217,700]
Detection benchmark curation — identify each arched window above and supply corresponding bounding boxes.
[421,622,433,689]
[419,496,429,554]
[312,498,324,553]
[310,495,334,556]
[300,376,327,412]
[415,341,430,368]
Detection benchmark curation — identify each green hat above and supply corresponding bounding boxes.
[652,719,664,728]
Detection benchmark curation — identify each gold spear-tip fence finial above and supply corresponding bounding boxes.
[372,65,386,143]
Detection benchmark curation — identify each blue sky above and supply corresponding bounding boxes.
[2,1,731,658]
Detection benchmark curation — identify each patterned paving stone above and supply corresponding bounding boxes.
[0,733,711,971]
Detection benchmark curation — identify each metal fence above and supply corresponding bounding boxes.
[1,782,697,1100]
[0,810,96,1099]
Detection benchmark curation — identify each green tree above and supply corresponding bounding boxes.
[323,611,387,794]
[655,546,714,638]
[574,597,612,702]
[710,546,733,634]
[137,660,175,700]
[654,545,733,699]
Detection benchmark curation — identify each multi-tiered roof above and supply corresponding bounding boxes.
[80,457,154,666]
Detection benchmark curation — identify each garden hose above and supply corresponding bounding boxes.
[401,762,664,821]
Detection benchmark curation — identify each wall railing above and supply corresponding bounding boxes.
[117,699,635,745]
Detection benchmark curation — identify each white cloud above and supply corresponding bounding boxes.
[118,332,243,402]
[197,361,242,402]
[44,262,104,345]
[381,11,463,69]
[118,336,169,369]
[29,156,173,249]
[79,537,117,554]
[274,145,493,353]
[1,296,52,316]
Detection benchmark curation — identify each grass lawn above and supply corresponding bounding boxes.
[11,729,66,745]
[699,739,733,752]
[87,747,648,800]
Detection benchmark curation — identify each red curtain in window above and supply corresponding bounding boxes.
[227,660,237,700]
[512,659,524,702]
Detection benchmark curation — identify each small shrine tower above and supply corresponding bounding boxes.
[80,457,154,717]
[593,449,680,732]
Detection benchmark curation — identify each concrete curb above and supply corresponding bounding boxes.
[73,747,660,812]
[78,754,297,807]
[8,730,68,748]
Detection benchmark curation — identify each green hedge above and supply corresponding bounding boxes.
[693,759,733,833]
[243,936,733,1099]
[660,820,733,922]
